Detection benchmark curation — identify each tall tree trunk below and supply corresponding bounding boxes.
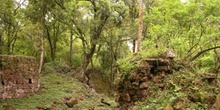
[214,49,220,73]
[0,30,2,54]
[45,26,57,61]
[7,26,11,55]
[51,23,60,61]
[39,0,46,74]
[11,36,17,53]
[69,29,73,67]
[7,39,11,55]
[133,39,136,53]
[136,0,143,53]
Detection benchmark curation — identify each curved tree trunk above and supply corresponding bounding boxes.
[190,46,220,61]
[73,0,110,84]
[78,44,96,83]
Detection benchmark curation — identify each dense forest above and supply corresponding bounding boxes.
[1,0,220,73]
[0,0,220,109]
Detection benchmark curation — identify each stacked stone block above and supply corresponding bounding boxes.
[0,55,40,99]
[115,58,173,110]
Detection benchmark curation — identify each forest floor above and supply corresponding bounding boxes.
[0,61,219,110]
[0,62,117,110]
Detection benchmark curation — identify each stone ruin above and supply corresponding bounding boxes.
[85,68,111,96]
[0,55,40,99]
[115,57,175,110]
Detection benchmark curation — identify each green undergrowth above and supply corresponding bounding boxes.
[0,72,116,110]
[133,70,220,110]
[42,61,72,75]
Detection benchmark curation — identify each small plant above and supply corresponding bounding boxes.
[117,54,138,75]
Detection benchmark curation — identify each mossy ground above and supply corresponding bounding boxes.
[0,72,116,110]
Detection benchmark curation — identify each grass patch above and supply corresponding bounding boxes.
[0,73,116,110]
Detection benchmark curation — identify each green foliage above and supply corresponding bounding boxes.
[42,61,71,75]
[195,52,215,72]
[1,0,220,109]
[0,0,219,71]
[141,40,166,58]
[133,91,178,110]
[133,70,220,110]
[116,53,137,75]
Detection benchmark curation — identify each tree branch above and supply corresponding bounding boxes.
[190,46,220,61]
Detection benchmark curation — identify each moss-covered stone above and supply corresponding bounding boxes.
[85,68,111,96]
[115,57,174,110]
[0,55,40,99]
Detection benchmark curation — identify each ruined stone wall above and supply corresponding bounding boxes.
[115,58,174,110]
[0,55,40,99]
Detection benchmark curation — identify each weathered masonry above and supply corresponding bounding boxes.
[0,55,40,99]
[115,57,175,110]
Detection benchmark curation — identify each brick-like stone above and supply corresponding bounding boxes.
[115,57,174,109]
[0,55,40,99]
[139,82,149,89]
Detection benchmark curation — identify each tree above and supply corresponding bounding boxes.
[136,0,143,53]
[43,0,68,61]
[69,29,74,67]
[0,0,21,54]
[0,20,2,54]
[0,0,219,76]
[39,0,46,73]
[70,0,111,80]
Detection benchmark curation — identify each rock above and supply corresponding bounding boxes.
[202,73,217,85]
[140,77,148,82]
[66,99,78,108]
[202,73,216,80]
[165,104,173,110]
[166,49,176,58]
[2,104,15,110]
[173,98,185,110]
[131,82,139,86]
[139,82,148,89]
[136,90,145,96]
[152,76,159,83]
[188,93,201,103]
[145,58,171,66]
[77,95,85,101]
[128,90,136,96]
[64,96,72,101]
[204,95,215,105]
[156,83,165,90]
[122,93,131,102]
[139,90,148,96]
[157,66,169,72]
[161,71,166,78]
[36,105,50,110]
